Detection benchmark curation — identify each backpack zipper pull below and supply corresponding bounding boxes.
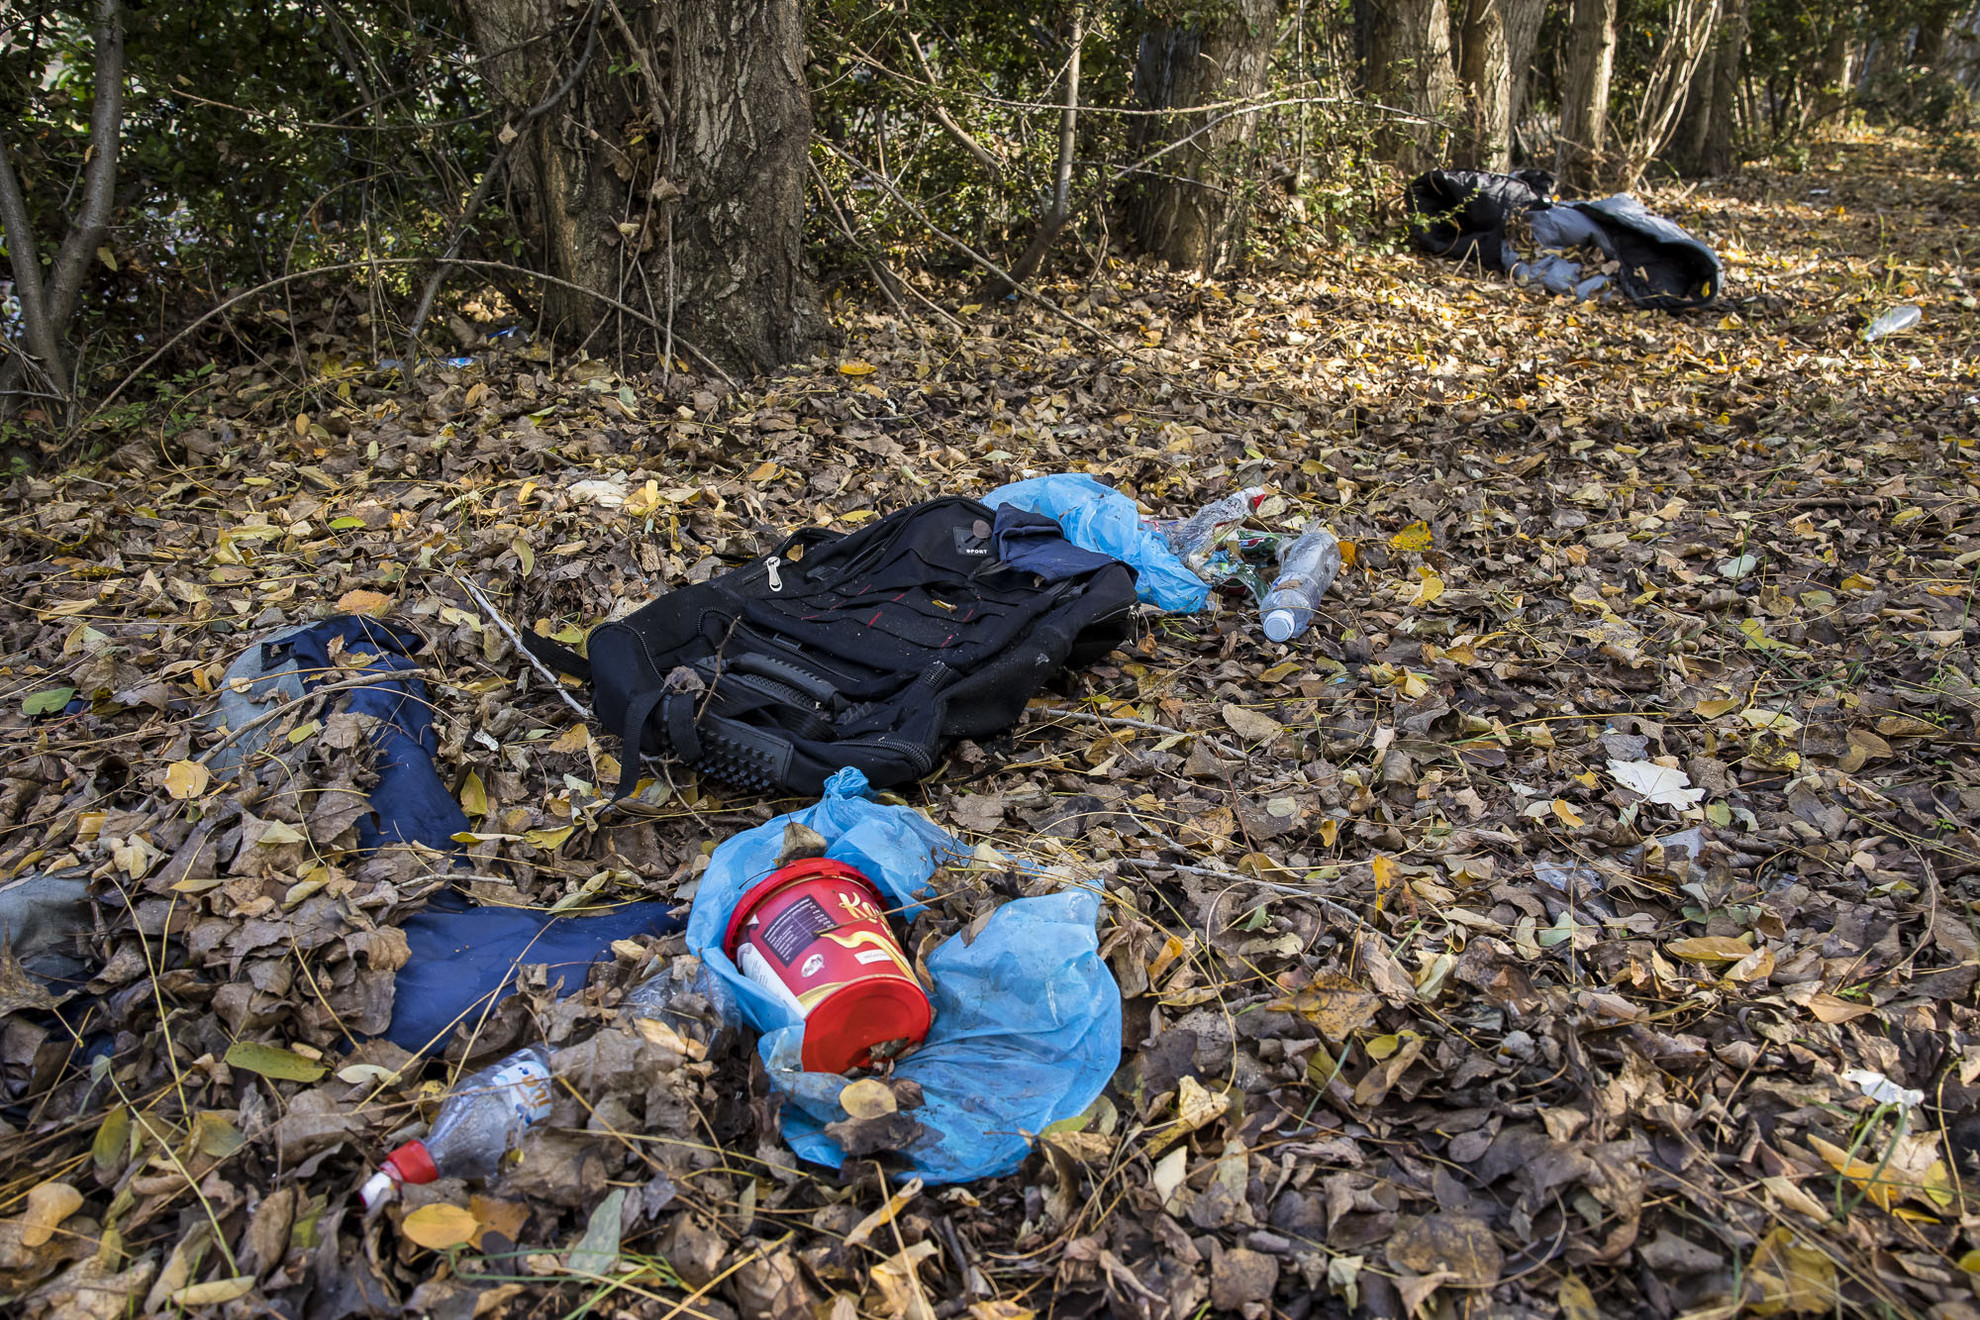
[765,556,783,592]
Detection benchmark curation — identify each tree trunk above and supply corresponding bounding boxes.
[1672,0,1748,175]
[1454,0,1511,170]
[456,0,818,375]
[1557,0,1619,188]
[1504,0,1546,132]
[1367,0,1459,174]
[1811,22,1857,128]
[0,0,122,417]
[1128,0,1280,275]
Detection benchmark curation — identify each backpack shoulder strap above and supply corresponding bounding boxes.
[521,629,591,683]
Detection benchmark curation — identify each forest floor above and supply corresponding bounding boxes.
[2,130,1979,1320]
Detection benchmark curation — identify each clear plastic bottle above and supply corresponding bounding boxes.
[1147,488,1267,569]
[1863,304,1921,342]
[1260,527,1343,643]
[359,1045,553,1208]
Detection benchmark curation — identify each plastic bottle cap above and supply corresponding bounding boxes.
[1263,609,1298,643]
[359,1171,397,1210]
[383,1139,438,1185]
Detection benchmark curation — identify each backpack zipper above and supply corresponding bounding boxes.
[765,556,783,592]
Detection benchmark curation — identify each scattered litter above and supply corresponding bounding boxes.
[1862,304,1922,342]
[985,473,1217,611]
[1842,1068,1924,1110]
[361,1045,553,1207]
[687,768,1121,1182]
[1408,168,1722,310]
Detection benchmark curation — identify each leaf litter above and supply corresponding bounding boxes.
[0,135,1977,1318]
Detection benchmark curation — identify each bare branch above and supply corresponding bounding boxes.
[905,33,1003,187]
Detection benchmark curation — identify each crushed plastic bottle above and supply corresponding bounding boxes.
[359,1045,552,1208]
[1863,304,1922,342]
[1260,527,1343,643]
[1196,549,1273,605]
[1147,488,1267,569]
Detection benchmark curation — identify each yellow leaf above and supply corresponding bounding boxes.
[335,588,392,617]
[1665,935,1758,965]
[1746,1226,1837,1315]
[549,724,590,754]
[512,538,535,576]
[1410,567,1445,605]
[1891,506,1925,526]
[746,461,779,481]
[1557,1274,1601,1320]
[19,1181,83,1248]
[1551,799,1585,828]
[294,413,310,435]
[1257,661,1302,683]
[1316,818,1340,848]
[839,359,877,376]
[839,1078,898,1120]
[460,771,488,818]
[1390,520,1433,552]
[165,759,211,800]
[957,303,982,316]
[1695,697,1741,718]
[401,1202,481,1251]
[170,1276,258,1307]
[524,825,574,850]
[1372,855,1400,910]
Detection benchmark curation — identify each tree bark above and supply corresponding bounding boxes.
[1128,0,1281,275]
[456,0,818,374]
[1367,0,1459,174]
[1504,0,1546,132]
[1557,0,1619,188]
[1454,0,1511,170]
[1672,0,1748,175]
[0,0,122,411]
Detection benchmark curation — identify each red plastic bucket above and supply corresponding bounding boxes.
[722,857,932,1074]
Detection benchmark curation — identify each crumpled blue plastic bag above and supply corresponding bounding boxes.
[985,474,1208,613]
[686,767,1122,1183]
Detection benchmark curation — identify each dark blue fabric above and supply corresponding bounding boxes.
[384,895,683,1053]
[268,618,470,854]
[992,505,1123,583]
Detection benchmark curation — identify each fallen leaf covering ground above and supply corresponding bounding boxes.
[3,131,1980,1320]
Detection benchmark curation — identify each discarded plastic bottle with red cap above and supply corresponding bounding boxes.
[359,1045,552,1208]
[1147,487,1268,570]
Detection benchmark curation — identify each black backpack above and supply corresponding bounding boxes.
[524,496,1138,798]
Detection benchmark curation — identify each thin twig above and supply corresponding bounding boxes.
[458,578,592,721]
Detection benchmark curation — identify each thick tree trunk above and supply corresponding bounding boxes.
[456,0,818,374]
[1672,0,1748,175]
[1128,0,1280,275]
[1454,0,1511,170]
[1367,0,1460,174]
[1557,0,1619,188]
[1504,0,1546,130]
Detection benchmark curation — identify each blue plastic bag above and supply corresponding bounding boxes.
[985,474,1208,613]
[686,768,1122,1183]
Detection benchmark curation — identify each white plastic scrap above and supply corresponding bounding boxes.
[567,476,629,508]
[1842,1068,1923,1111]
[1607,759,1707,809]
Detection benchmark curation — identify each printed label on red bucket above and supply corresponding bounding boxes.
[724,858,932,1074]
